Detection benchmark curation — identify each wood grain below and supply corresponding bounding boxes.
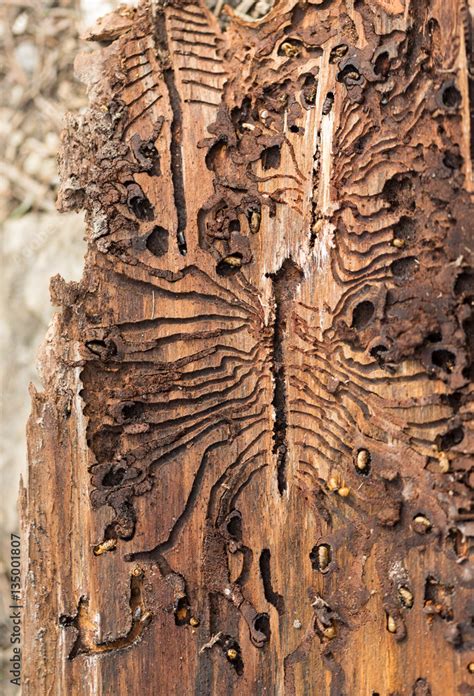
[22,1,473,694]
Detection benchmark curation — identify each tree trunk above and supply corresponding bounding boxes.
[22,1,473,694]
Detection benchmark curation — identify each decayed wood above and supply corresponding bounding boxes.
[22,1,473,694]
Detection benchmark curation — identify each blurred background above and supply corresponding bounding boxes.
[0,0,272,691]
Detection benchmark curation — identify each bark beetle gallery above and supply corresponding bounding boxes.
[22,1,473,694]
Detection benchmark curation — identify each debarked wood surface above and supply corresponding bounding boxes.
[22,1,473,694]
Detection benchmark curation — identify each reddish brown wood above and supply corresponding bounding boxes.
[22,1,473,694]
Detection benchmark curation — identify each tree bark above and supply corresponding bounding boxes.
[22,1,473,694]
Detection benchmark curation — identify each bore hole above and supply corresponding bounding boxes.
[374,51,390,78]
[398,585,414,609]
[336,64,361,84]
[261,145,281,170]
[454,270,474,295]
[413,678,432,696]
[352,300,375,329]
[85,338,117,360]
[423,575,453,621]
[221,636,244,674]
[254,613,270,642]
[289,124,300,133]
[441,83,461,109]
[229,219,241,232]
[139,139,158,160]
[86,339,106,353]
[309,543,332,572]
[231,97,251,129]
[126,183,154,221]
[427,331,442,343]
[102,466,126,487]
[448,526,468,558]
[226,511,242,540]
[382,175,413,208]
[432,349,456,372]
[302,73,317,106]
[355,448,371,475]
[174,596,190,626]
[427,18,440,39]
[436,426,464,451]
[205,140,226,171]
[146,226,169,257]
[370,344,388,363]
[443,151,463,170]
[122,402,144,421]
[412,513,432,534]
[391,257,418,279]
[278,39,302,58]
[247,204,261,233]
[393,216,416,243]
[59,614,72,627]
[205,140,227,172]
[322,92,334,114]
[216,253,243,276]
[329,44,348,63]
